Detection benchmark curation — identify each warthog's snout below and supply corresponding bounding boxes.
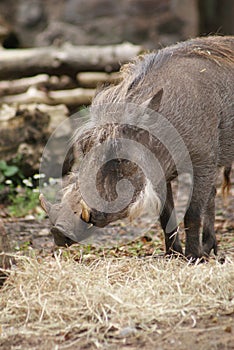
[39,194,97,246]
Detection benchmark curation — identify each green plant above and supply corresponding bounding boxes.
[14,240,32,252]
[1,169,47,218]
[0,160,19,185]
[8,186,39,217]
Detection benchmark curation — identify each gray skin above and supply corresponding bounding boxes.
[39,194,97,246]
[41,36,234,259]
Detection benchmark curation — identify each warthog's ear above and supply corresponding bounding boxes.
[143,88,163,112]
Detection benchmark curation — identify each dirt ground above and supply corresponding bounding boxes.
[0,172,233,350]
[1,314,233,350]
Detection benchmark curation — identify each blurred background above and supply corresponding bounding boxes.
[0,0,233,49]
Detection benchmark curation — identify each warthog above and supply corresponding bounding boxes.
[40,36,233,260]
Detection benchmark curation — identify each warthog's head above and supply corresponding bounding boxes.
[40,124,161,245]
[40,89,165,245]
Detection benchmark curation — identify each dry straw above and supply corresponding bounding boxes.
[0,250,233,347]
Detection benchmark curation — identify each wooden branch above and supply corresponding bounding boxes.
[77,72,121,88]
[0,42,143,79]
[0,74,73,96]
[0,74,49,96]
[0,86,95,106]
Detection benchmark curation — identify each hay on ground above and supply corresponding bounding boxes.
[0,250,233,348]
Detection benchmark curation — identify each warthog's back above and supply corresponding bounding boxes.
[92,36,234,168]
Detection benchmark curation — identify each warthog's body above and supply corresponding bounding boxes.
[41,36,234,259]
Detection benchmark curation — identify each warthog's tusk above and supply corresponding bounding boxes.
[39,193,49,213]
[80,200,90,223]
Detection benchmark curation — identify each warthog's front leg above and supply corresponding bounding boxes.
[160,182,183,256]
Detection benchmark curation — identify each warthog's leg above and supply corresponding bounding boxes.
[184,205,202,259]
[202,186,218,256]
[184,171,216,259]
[160,182,183,256]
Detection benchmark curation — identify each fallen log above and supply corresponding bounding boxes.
[0,86,95,106]
[0,74,73,96]
[0,74,49,96]
[77,71,121,88]
[0,42,143,80]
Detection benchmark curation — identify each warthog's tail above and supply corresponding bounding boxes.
[221,166,232,197]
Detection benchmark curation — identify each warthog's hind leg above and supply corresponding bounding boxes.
[202,186,218,256]
[184,170,217,260]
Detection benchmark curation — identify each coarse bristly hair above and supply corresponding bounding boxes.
[72,36,234,149]
[93,35,234,105]
[128,179,161,222]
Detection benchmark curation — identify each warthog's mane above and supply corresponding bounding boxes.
[177,35,234,64]
[122,35,234,85]
[73,35,234,155]
[90,35,234,107]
